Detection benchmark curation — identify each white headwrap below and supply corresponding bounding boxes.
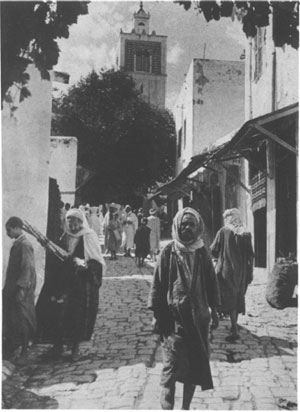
[78,205,90,228]
[65,209,106,269]
[223,208,247,235]
[172,207,204,252]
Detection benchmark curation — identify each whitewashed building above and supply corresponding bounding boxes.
[2,65,53,298]
[174,58,245,174]
[240,14,298,273]
[161,58,245,243]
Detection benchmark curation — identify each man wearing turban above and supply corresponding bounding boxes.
[148,207,220,409]
[211,208,254,342]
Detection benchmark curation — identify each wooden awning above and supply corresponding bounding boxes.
[150,103,298,199]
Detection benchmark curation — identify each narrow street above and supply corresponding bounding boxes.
[2,253,297,410]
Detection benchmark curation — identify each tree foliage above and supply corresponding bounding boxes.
[52,70,176,202]
[176,1,299,49]
[1,1,89,103]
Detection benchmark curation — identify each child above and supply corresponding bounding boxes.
[134,217,151,267]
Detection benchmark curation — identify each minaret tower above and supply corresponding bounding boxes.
[116,2,167,108]
[134,2,150,34]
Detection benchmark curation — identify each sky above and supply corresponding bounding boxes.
[55,0,247,110]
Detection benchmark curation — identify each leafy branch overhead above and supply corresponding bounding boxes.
[176,1,299,49]
[52,70,176,202]
[1,1,89,104]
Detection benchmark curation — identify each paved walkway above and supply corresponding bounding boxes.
[2,253,297,410]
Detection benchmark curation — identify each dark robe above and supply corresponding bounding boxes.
[137,212,144,227]
[36,234,102,344]
[148,241,220,389]
[211,227,254,314]
[134,225,151,258]
[3,235,37,352]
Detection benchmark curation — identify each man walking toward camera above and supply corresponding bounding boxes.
[148,207,220,410]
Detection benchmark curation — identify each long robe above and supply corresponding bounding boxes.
[122,212,138,249]
[134,225,151,258]
[147,215,160,254]
[89,207,101,236]
[3,235,37,351]
[148,241,220,389]
[210,227,254,314]
[36,234,102,344]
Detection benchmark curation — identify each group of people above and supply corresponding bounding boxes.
[3,204,254,411]
[103,204,161,266]
[60,202,162,266]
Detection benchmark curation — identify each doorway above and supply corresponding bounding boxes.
[253,207,267,267]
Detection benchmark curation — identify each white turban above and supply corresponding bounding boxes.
[172,207,204,251]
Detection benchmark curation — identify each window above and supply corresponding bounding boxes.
[254,27,266,81]
[125,40,161,74]
[178,128,182,158]
[136,51,150,72]
[183,119,187,149]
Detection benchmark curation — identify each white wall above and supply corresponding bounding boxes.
[173,61,194,174]
[2,65,52,299]
[131,72,166,108]
[245,23,298,119]
[193,59,245,154]
[49,136,78,206]
[174,58,245,175]
[275,45,298,109]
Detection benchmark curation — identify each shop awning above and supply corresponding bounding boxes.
[214,102,298,160]
[150,103,298,199]
[150,132,236,199]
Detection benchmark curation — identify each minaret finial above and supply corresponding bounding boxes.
[140,1,143,10]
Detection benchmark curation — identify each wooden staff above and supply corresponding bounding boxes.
[22,220,69,262]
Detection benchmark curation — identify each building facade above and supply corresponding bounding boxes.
[116,2,167,108]
[170,59,245,243]
[174,59,245,173]
[242,15,298,274]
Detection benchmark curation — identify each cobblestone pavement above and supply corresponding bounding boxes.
[2,251,297,410]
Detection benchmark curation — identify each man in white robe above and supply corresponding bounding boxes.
[122,205,138,257]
